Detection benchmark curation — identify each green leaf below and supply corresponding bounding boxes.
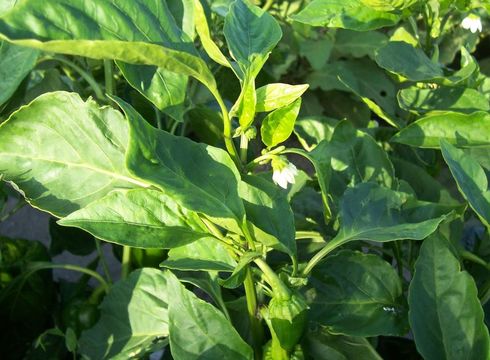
[79,268,169,360]
[194,0,230,67]
[0,41,38,106]
[307,250,407,336]
[441,140,490,227]
[0,0,218,95]
[304,328,382,360]
[114,96,245,234]
[294,116,338,151]
[0,92,147,217]
[255,83,309,113]
[219,251,261,289]
[261,98,301,147]
[166,271,253,360]
[398,87,490,114]
[391,111,490,148]
[334,29,388,59]
[59,189,209,249]
[409,234,490,360]
[291,0,400,31]
[240,175,296,258]
[223,0,282,71]
[49,218,95,256]
[375,41,444,81]
[161,237,237,272]
[331,182,452,248]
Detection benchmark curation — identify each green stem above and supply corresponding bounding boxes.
[262,0,274,11]
[392,242,404,279]
[215,93,241,169]
[245,146,285,171]
[95,239,113,284]
[103,59,114,96]
[295,231,324,241]
[461,250,490,271]
[254,258,290,299]
[0,200,26,222]
[121,246,131,279]
[240,134,249,164]
[244,268,264,358]
[241,220,257,251]
[302,237,345,276]
[154,106,163,130]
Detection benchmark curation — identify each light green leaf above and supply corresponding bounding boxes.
[392,111,490,148]
[240,175,296,258]
[115,96,245,234]
[398,87,490,114]
[223,0,282,71]
[256,83,309,113]
[441,140,490,227]
[0,41,38,106]
[166,271,253,360]
[330,182,452,248]
[79,268,169,360]
[0,92,146,217]
[0,0,218,95]
[307,250,407,336]
[409,234,490,360]
[291,0,400,31]
[0,0,18,15]
[261,98,301,147]
[375,41,444,81]
[304,328,382,360]
[59,189,209,249]
[234,70,257,128]
[161,237,237,272]
[334,30,388,59]
[194,0,231,67]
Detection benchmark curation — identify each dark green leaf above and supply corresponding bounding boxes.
[334,30,388,59]
[409,234,490,359]
[219,251,261,288]
[49,218,95,256]
[306,251,407,336]
[294,116,338,151]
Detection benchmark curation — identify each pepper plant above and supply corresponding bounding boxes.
[0,0,490,359]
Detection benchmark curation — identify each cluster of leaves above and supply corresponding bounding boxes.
[0,0,490,359]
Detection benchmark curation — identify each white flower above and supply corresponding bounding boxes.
[461,14,482,33]
[271,156,298,189]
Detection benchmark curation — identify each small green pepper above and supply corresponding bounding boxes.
[263,340,305,360]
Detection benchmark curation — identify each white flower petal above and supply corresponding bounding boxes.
[462,17,472,29]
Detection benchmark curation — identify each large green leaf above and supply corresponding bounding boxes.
[375,41,444,81]
[114,97,245,233]
[441,140,490,227]
[240,175,296,257]
[223,0,281,71]
[79,268,169,360]
[392,111,490,148]
[409,234,490,359]
[304,328,382,360]
[161,237,237,272]
[334,29,388,59]
[59,189,209,248]
[327,182,452,250]
[291,0,400,31]
[0,92,146,217]
[0,41,38,107]
[398,87,490,114]
[0,0,218,95]
[166,271,253,360]
[306,250,407,336]
[255,83,308,113]
[261,98,301,147]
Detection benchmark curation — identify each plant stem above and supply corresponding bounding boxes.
[95,239,113,284]
[240,134,249,164]
[121,246,131,279]
[214,93,241,168]
[295,231,324,241]
[154,106,163,130]
[262,0,274,11]
[50,56,105,100]
[302,237,345,276]
[254,258,290,299]
[245,146,285,171]
[461,250,490,270]
[0,200,26,222]
[244,268,264,357]
[103,59,114,96]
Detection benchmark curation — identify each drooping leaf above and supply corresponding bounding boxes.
[261,98,301,147]
[0,0,218,95]
[397,87,490,114]
[291,0,400,31]
[0,41,38,107]
[240,175,296,258]
[114,96,245,234]
[166,271,253,360]
[306,250,408,336]
[255,83,308,113]
[161,237,237,272]
[441,140,490,227]
[409,234,490,359]
[0,92,147,217]
[79,268,170,360]
[392,111,490,148]
[59,189,209,249]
